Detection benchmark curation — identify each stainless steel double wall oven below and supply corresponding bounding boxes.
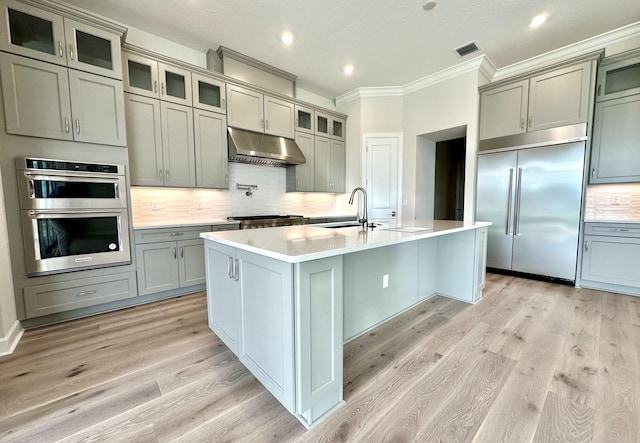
[17,157,131,276]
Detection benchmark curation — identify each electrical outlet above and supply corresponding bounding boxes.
[403,199,408,206]
[611,194,621,205]
[383,274,389,288]
[151,201,159,210]
[196,201,203,210]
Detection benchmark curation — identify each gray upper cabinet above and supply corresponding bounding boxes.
[595,54,640,102]
[125,93,196,187]
[194,108,229,189]
[295,104,314,134]
[227,84,295,138]
[286,132,315,192]
[316,111,345,141]
[123,50,192,106]
[479,61,591,140]
[192,72,226,114]
[1,52,125,145]
[589,94,640,183]
[0,0,122,80]
[315,136,345,193]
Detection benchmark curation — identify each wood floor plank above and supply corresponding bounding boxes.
[532,391,594,443]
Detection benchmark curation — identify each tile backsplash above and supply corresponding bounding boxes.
[584,183,640,221]
[130,163,355,225]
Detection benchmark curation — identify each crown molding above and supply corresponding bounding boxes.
[493,21,640,82]
[336,86,403,106]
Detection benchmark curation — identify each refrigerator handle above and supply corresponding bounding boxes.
[506,168,514,235]
[514,167,523,235]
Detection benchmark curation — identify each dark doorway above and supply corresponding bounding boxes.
[434,137,466,220]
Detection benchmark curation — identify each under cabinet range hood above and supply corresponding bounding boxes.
[227,127,306,167]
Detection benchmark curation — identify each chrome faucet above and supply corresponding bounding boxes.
[349,187,368,230]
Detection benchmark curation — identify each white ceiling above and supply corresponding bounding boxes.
[64,0,640,98]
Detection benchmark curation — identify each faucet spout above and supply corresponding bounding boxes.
[349,187,368,229]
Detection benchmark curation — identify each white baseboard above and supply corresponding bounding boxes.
[0,320,24,356]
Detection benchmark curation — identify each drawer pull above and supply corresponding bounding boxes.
[169,232,184,236]
[76,290,97,297]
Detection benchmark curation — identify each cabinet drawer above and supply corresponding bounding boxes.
[584,223,640,238]
[134,225,212,244]
[23,272,136,318]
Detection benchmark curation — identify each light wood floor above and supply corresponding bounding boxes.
[1,273,639,442]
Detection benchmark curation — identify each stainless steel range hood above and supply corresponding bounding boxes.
[227,127,305,167]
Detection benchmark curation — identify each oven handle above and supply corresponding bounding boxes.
[28,210,123,216]
[23,171,122,181]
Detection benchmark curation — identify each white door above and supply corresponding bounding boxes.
[366,135,400,221]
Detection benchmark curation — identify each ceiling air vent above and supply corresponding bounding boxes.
[454,41,479,57]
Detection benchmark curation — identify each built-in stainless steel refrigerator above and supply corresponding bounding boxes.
[476,140,585,281]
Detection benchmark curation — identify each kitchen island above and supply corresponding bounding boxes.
[200,220,490,428]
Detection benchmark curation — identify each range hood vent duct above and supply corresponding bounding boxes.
[227,127,306,167]
[454,41,479,57]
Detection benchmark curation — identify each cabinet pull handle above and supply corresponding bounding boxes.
[161,82,166,96]
[58,41,64,57]
[75,119,80,134]
[159,169,163,181]
[591,168,596,178]
[154,80,158,93]
[173,247,177,259]
[234,259,239,281]
[76,290,97,297]
[69,44,74,60]
[266,120,269,130]
[169,232,184,236]
[520,118,525,130]
[221,98,226,110]
[64,117,70,133]
[297,179,300,188]
[225,175,229,184]
[584,241,589,252]
[528,116,533,128]
[180,247,184,258]
[260,119,265,129]
[227,256,233,278]
[166,170,170,182]
[597,84,602,96]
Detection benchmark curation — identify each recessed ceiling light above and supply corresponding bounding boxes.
[280,31,294,46]
[423,0,437,11]
[530,13,548,29]
[343,64,355,76]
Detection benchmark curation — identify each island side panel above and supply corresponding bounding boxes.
[295,256,344,427]
[205,241,240,354]
[434,228,483,303]
[236,249,295,413]
[418,237,439,300]
[343,241,419,341]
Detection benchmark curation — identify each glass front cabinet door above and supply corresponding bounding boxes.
[316,111,345,141]
[295,104,314,134]
[191,73,225,114]
[0,0,122,79]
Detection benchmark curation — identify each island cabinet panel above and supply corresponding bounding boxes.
[343,242,419,341]
[236,250,295,412]
[295,256,344,424]
[205,242,240,354]
[434,229,481,302]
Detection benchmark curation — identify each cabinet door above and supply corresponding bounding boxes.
[68,70,126,146]
[122,51,159,99]
[161,102,196,187]
[135,242,179,296]
[596,55,640,102]
[177,239,206,287]
[331,116,345,141]
[63,18,122,80]
[291,132,315,191]
[315,111,331,137]
[479,80,528,140]
[295,104,314,134]
[237,250,295,412]
[528,61,591,132]
[582,235,640,288]
[125,94,164,186]
[314,136,331,192]
[226,84,264,132]
[0,53,72,140]
[590,95,640,183]
[330,140,346,193]
[0,0,66,66]
[194,109,229,189]
[158,62,192,106]
[264,95,295,138]
[192,72,226,113]
[205,242,239,354]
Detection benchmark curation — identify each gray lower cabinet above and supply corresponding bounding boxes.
[589,94,640,183]
[204,240,343,427]
[135,225,213,296]
[580,223,640,296]
[0,52,126,146]
[23,271,137,318]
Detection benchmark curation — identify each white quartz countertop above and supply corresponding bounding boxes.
[200,220,492,263]
[133,220,239,229]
